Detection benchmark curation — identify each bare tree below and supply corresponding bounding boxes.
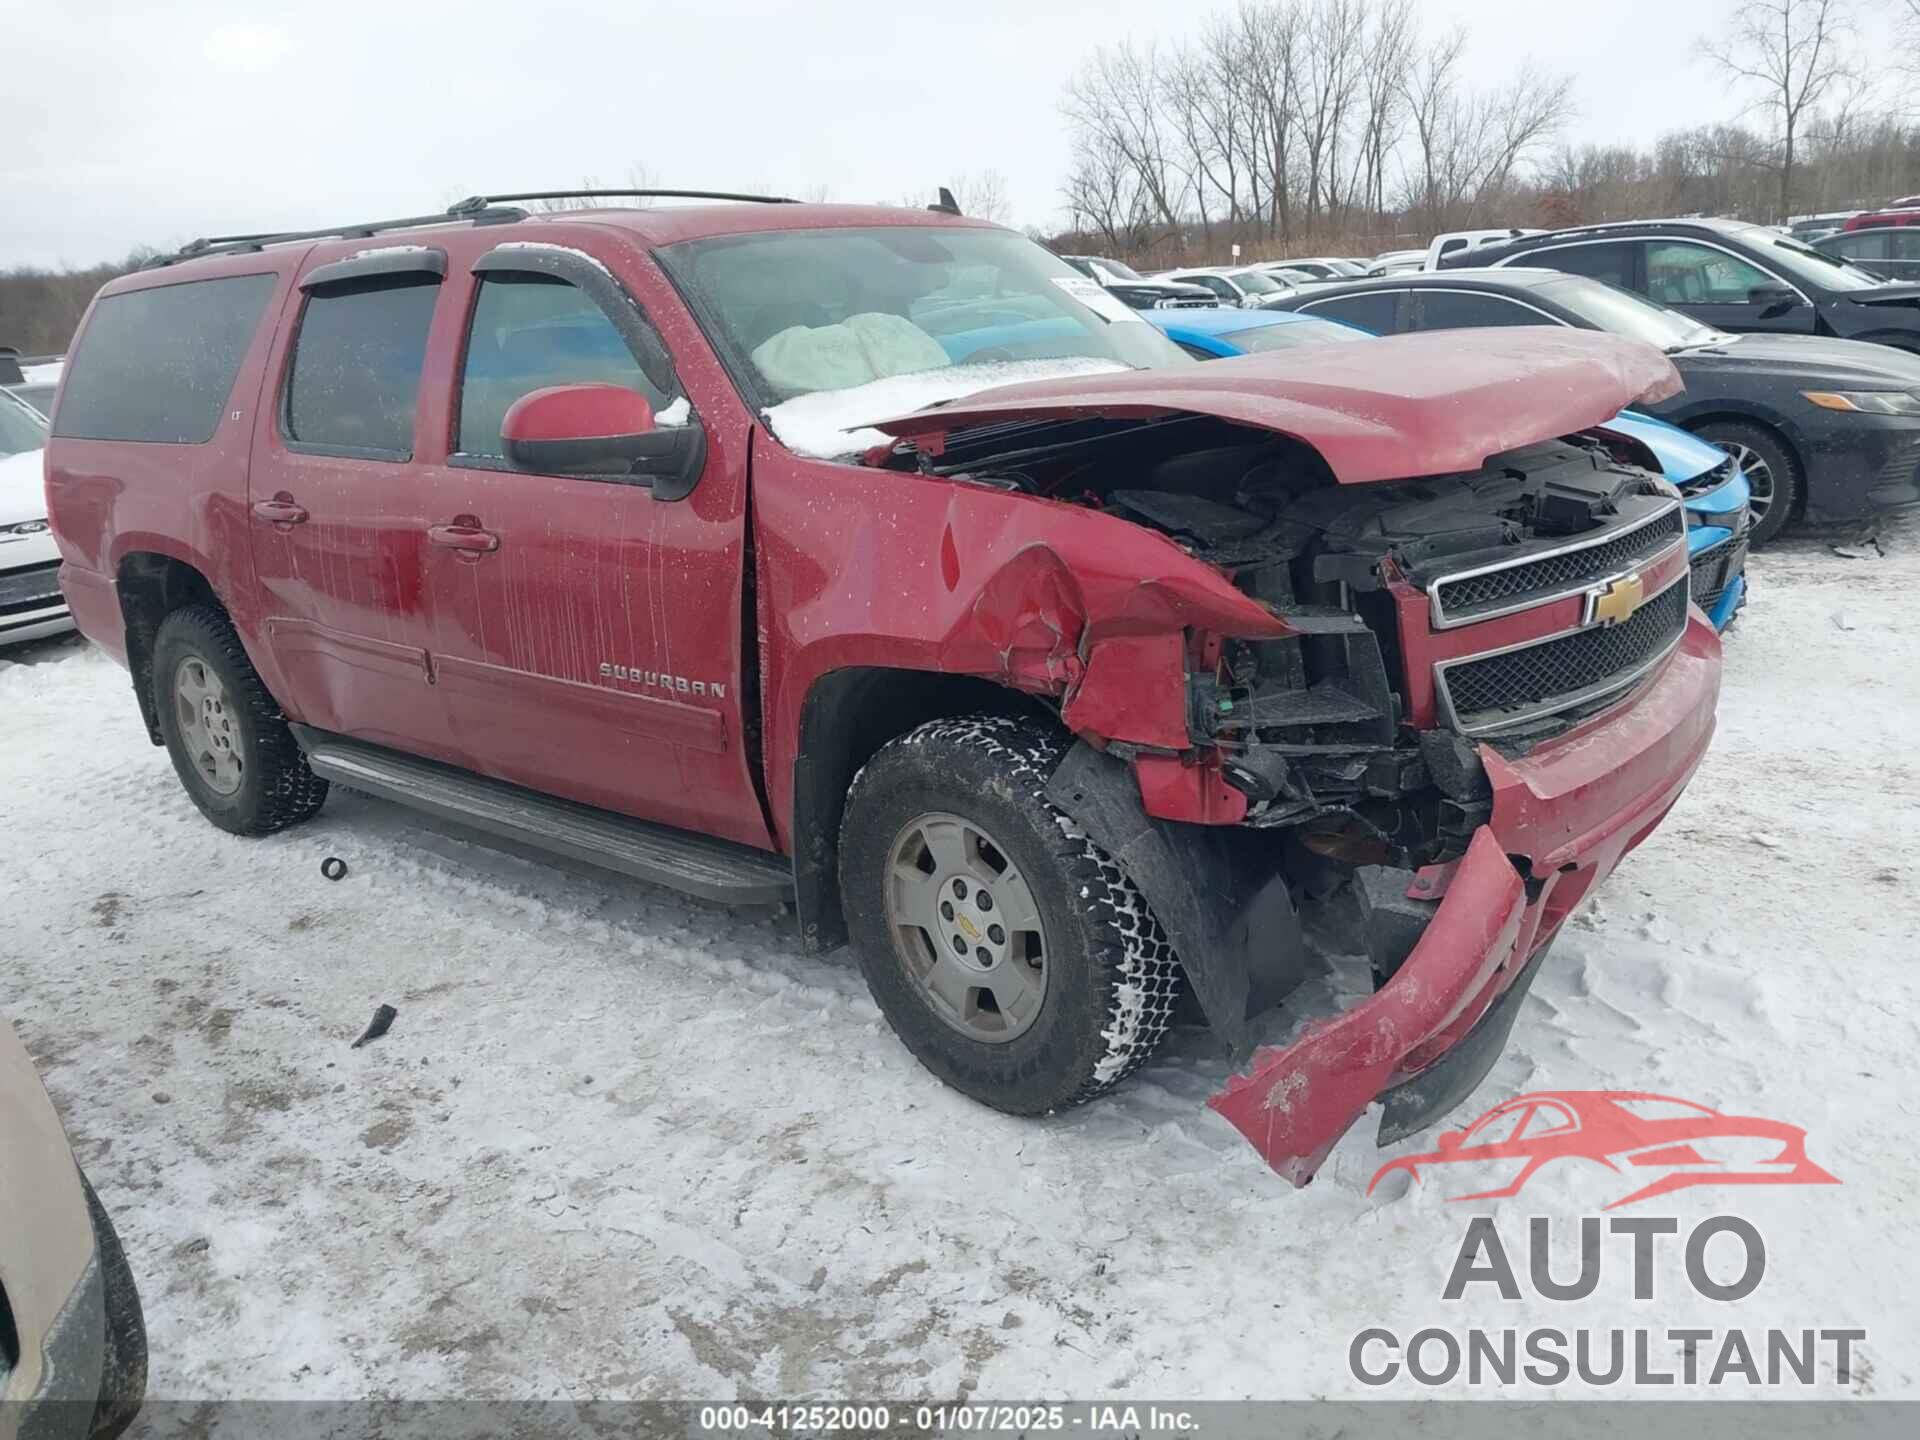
[1351,0,1416,217]
[1699,0,1858,221]
[948,171,1011,223]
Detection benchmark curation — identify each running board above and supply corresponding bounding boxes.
[294,729,792,906]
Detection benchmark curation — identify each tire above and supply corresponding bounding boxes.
[1693,419,1802,546]
[839,715,1184,1114]
[80,1172,147,1440]
[151,604,328,835]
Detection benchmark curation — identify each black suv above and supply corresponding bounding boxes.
[1445,219,1920,353]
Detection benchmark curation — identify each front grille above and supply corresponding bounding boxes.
[1431,503,1684,625]
[0,561,62,617]
[1688,536,1745,611]
[1437,580,1690,734]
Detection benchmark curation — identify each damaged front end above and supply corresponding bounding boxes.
[871,331,1721,1183]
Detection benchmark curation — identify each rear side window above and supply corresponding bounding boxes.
[1530,243,1636,289]
[53,274,276,444]
[285,275,440,458]
[1299,291,1400,334]
[1829,232,1889,261]
[1412,291,1554,330]
[455,273,666,460]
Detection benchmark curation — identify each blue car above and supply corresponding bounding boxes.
[1145,308,1751,630]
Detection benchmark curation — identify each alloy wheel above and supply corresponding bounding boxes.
[883,811,1049,1043]
[1721,442,1775,526]
[173,655,244,796]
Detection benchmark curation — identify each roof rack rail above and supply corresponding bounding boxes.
[446,188,798,213]
[145,188,802,271]
[145,203,529,270]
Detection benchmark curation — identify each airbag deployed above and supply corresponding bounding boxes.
[751,312,948,394]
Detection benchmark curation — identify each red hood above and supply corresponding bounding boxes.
[874,329,1683,484]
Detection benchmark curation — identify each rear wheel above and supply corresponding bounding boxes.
[839,716,1184,1114]
[151,605,328,835]
[1693,420,1802,545]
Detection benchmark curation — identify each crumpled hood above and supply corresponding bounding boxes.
[0,448,48,528]
[874,328,1683,484]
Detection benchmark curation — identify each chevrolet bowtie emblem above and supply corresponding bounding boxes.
[1590,572,1646,627]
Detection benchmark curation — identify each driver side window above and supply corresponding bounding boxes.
[455,272,669,461]
[1646,243,1775,306]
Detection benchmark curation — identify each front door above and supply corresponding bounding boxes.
[248,257,460,762]
[410,238,772,849]
[1641,239,1818,335]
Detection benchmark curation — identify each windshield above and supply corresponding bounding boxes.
[1326,259,1368,277]
[0,391,49,456]
[660,227,1190,415]
[1536,276,1727,352]
[1230,317,1372,353]
[1091,257,1145,283]
[1229,269,1287,296]
[1736,226,1888,291]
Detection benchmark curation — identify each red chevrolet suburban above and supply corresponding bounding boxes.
[43,192,1721,1182]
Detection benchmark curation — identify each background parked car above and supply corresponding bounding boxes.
[0,349,62,415]
[1788,211,1863,243]
[1141,304,1370,358]
[1257,257,1367,281]
[1,387,74,645]
[0,1016,147,1439]
[1446,218,1920,354]
[1143,305,1749,628]
[1840,207,1920,232]
[1367,248,1426,275]
[1426,227,1540,269]
[1272,267,1920,543]
[1059,254,1218,309]
[1815,225,1920,283]
[1153,265,1299,307]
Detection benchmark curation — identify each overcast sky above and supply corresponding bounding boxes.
[0,0,1897,270]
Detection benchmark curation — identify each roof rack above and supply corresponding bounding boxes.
[145,188,800,270]
[447,188,797,213]
[145,204,529,269]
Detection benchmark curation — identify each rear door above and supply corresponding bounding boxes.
[411,236,772,849]
[248,251,459,760]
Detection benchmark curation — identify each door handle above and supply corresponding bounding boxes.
[427,522,500,554]
[252,495,308,525]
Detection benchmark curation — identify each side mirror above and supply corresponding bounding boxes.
[1747,282,1800,315]
[501,383,706,499]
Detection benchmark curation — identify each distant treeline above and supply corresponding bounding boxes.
[0,252,152,356]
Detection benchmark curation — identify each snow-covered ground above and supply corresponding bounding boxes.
[3,518,1916,1402]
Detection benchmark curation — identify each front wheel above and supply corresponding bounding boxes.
[151,604,328,835]
[1693,420,1802,546]
[838,715,1184,1114]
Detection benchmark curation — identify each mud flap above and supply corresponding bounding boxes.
[1046,742,1307,1057]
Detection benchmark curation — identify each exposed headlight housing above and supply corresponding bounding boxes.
[1801,389,1920,415]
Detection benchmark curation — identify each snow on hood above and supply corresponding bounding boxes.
[0,447,47,528]
[870,329,1685,485]
[762,357,1131,459]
